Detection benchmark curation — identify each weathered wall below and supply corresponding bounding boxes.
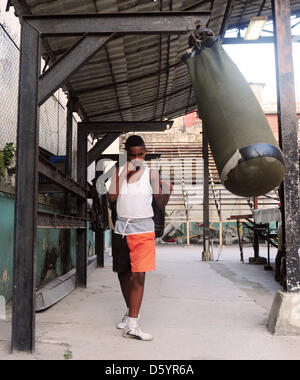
[0,192,13,301]
[0,190,95,302]
[0,6,99,304]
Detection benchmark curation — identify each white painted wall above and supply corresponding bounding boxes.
[0,3,20,44]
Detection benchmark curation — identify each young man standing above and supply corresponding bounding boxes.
[108,135,172,341]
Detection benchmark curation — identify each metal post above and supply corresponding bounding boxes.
[268,2,300,332]
[249,197,267,265]
[95,162,105,267]
[63,99,74,274]
[253,197,260,259]
[202,127,211,261]
[219,0,236,41]
[66,99,74,177]
[265,224,273,271]
[237,220,244,263]
[219,190,223,250]
[272,0,300,292]
[187,221,190,246]
[76,128,88,287]
[11,20,40,353]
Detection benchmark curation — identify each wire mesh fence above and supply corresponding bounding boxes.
[0,22,78,169]
[40,92,68,157]
[0,24,19,150]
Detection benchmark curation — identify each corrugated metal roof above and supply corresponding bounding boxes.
[11,0,300,125]
[229,1,300,30]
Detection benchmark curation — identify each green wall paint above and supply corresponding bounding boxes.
[0,192,97,302]
[0,193,14,302]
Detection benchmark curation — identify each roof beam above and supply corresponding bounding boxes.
[161,0,174,120]
[25,12,210,36]
[79,121,173,133]
[38,34,114,106]
[10,0,30,15]
[219,0,236,40]
[6,0,11,12]
[222,36,275,44]
[10,1,90,121]
[153,0,164,120]
[98,154,161,161]
[38,156,88,199]
[104,45,124,121]
[258,0,268,16]
[87,133,121,167]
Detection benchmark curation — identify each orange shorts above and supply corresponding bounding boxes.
[126,232,156,273]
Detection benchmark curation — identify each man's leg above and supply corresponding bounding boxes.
[124,272,153,340]
[116,271,132,330]
[129,272,146,318]
[112,231,132,309]
[123,232,155,340]
[118,271,132,308]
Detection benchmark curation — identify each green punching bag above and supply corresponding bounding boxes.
[183,37,285,197]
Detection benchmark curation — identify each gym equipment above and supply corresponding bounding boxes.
[183,32,285,197]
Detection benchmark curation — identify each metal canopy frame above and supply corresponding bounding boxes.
[97,154,161,162]
[79,121,174,134]
[11,11,209,353]
[272,0,300,292]
[9,0,300,354]
[25,12,210,36]
[38,34,115,105]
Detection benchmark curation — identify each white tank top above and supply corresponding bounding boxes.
[117,165,154,219]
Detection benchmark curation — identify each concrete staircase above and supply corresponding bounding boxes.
[145,140,279,225]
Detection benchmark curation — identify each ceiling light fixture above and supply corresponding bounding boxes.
[244,16,268,40]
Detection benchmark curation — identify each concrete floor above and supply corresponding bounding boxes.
[1,244,300,360]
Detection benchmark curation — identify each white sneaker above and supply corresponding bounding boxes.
[123,325,153,341]
[117,313,140,329]
[116,312,129,330]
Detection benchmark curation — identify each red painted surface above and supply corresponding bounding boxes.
[184,112,199,128]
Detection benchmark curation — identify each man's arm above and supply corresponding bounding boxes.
[151,169,173,209]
